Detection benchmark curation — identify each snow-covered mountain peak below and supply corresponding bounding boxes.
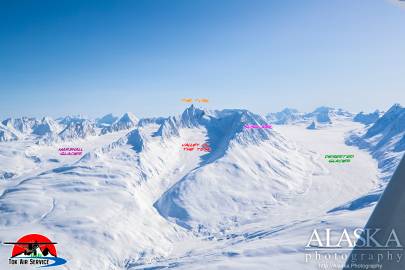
[180,105,207,128]
[0,123,20,142]
[153,109,316,235]
[138,117,166,127]
[239,109,266,123]
[32,116,60,136]
[353,110,381,125]
[177,107,275,147]
[98,128,146,156]
[304,106,335,124]
[120,112,138,123]
[154,116,180,139]
[308,107,332,122]
[57,115,88,126]
[96,113,118,127]
[266,108,303,124]
[231,110,275,145]
[281,108,300,114]
[311,106,352,117]
[59,119,97,141]
[101,112,139,134]
[1,116,38,134]
[389,103,402,112]
[126,129,145,152]
[347,103,404,180]
[266,106,352,125]
[365,104,405,139]
[312,106,333,113]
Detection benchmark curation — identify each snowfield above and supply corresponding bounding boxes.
[0,105,403,270]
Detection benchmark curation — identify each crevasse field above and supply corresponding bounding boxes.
[0,105,404,270]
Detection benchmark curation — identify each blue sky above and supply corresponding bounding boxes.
[0,0,404,118]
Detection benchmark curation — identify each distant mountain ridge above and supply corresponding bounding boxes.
[353,110,381,125]
[96,113,119,128]
[0,112,140,143]
[266,106,353,125]
[101,112,139,134]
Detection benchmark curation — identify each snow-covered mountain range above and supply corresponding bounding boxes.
[0,104,403,269]
[347,104,405,180]
[353,110,382,125]
[0,112,140,144]
[266,106,353,127]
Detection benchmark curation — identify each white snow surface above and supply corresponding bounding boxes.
[0,106,399,270]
